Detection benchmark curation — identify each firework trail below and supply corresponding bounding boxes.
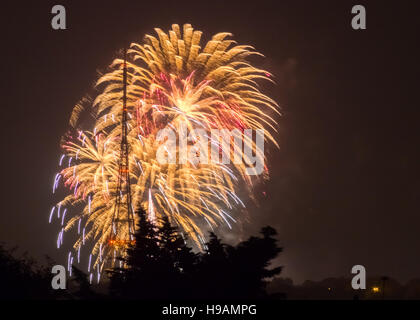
[50,24,279,278]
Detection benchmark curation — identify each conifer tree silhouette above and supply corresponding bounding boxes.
[108,207,283,300]
[108,207,197,299]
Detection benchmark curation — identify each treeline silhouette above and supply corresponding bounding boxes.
[0,207,283,300]
[267,276,420,300]
[108,207,282,299]
[2,207,420,300]
[0,244,53,299]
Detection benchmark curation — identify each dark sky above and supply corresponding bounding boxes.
[1,1,419,283]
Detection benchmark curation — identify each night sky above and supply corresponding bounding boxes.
[1,1,419,284]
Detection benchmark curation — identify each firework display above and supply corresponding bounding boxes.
[50,24,279,278]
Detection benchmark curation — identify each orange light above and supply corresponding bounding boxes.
[108,238,136,247]
[372,287,380,293]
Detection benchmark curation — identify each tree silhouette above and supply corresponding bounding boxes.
[70,266,97,299]
[108,207,197,299]
[227,226,283,298]
[157,216,198,298]
[197,228,282,299]
[107,207,283,300]
[198,232,233,299]
[108,207,160,299]
[0,244,54,299]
